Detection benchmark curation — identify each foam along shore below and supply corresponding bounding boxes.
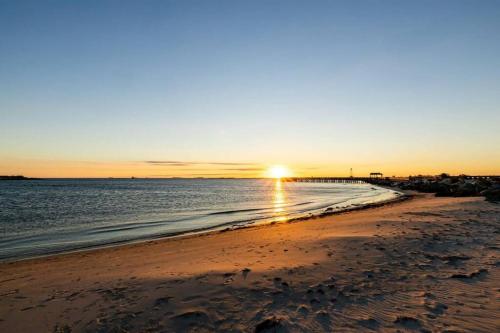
[0,193,499,332]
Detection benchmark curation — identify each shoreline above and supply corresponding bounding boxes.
[0,189,408,264]
[1,193,498,332]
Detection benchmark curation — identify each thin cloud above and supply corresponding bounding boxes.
[149,174,239,177]
[222,168,263,172]
[146,161,190,166]
[145,160,258,166]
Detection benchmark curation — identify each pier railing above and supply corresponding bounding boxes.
[284,175,500,185]
[283,177,371,184]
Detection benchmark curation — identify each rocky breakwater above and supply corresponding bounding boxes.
[373,174,500,202]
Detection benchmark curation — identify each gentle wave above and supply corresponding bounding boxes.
[207,207,264,215]
[0,179,402,261]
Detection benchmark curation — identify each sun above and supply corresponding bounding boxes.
[267,165,291,179]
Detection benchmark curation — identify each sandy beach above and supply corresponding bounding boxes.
[0,193,499,332]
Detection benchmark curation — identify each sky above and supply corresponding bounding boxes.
[1,0,499,178]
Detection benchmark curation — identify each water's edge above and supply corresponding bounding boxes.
[0,190,409,264]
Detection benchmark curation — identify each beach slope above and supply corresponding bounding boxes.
[0,194,499,332]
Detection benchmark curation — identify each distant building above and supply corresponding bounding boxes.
[370,172,383,179]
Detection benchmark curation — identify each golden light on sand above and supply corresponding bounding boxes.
[267,165,291,179]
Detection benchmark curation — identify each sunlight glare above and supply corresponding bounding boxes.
[267,165,291,179]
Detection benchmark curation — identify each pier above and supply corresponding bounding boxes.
[284,177,372,184]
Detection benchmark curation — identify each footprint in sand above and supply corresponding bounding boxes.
[297,305,309,316]
[449,268,488,280]
[170,310,213,331]
[242,268,251,279]
[254,316,287,333]
[358,318,380,330]
[394,316,421,330]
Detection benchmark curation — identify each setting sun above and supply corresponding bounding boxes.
[267,165,291,179]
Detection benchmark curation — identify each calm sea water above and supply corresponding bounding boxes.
[0,179,401,261]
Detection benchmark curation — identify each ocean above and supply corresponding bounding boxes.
[0,178,401,261]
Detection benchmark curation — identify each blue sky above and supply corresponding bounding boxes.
[1,0,499,177]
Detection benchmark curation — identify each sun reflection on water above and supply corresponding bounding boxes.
[273,179,286,214]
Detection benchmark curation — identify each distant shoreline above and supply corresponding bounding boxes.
[2,174,499,180]
[0,175,40,180]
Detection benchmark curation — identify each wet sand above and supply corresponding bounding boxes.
[0,193,499,332]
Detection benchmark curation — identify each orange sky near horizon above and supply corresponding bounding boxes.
[1,157,499,178]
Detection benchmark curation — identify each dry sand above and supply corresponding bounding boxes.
[0,193,499,332]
